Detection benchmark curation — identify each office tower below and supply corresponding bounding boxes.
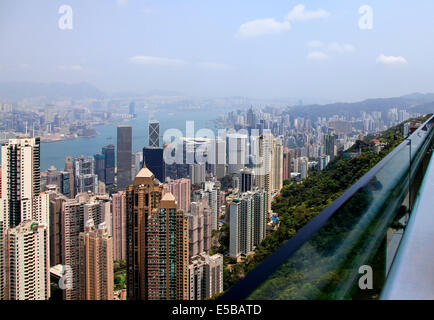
[102,145,115,186]
[126,167,189,300]
[61,199,85,300]
[112,191,126,261]
[73,156,99,195]
[166,178,191,214]
[0,138,41,228]
[78,220,114,300]
[188,199,211,258]
[190,163,206,185]
[94,153,106,182]
[49,193,67,267]
[142,146,165,183]
[117,126,133,190]
[132,151,142,178]
[7,221,50,300]
[189,253,223,300]
[65,156,75,197]
[229,189,267,258]
[0,220,4,300]
[148,119,160,148]
[272,137,283,193]
[240,167,253,193]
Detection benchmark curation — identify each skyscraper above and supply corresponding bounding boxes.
[111,191,126,261]
[190,163,206,185]
[61,199,85,300]
[102,144,115,186]
[126,167,189,300]
[94,153,106,182]
[73,156,99,195]
[229,189,267,258]
[78,220,114,300]
[165,178,191,214]
[143,146,165,182]
[188,199,211,258]
[148,120,160,148]
[1,138,41,228]
[65,156,75,197]
[117,126,133,190]
[240,167,253,193]
[272,137,283,193]
[188,253,223,300]
[7,221,50,300]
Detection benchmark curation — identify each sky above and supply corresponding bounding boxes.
[1,0,434,103]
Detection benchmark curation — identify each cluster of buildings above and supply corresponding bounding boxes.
[0,102,421,301]
[0,121,225,300]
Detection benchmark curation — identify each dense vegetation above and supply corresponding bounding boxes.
[114,260,126,291]
[221,119,419,295]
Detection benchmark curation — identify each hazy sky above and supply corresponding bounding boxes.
[1,0,434,102]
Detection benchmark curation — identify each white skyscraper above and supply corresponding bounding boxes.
[0,138,44,229]
[272,137,284,194]
[7,221,50,300]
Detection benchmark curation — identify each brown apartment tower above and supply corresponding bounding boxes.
[126,166,189,300]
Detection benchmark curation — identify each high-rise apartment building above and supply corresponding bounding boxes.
[272,137,283,193]
[188,199,211,258]
[240,167,253,193]
[117,126,133,190]
[190,163,206,185]
[112,191,126,261]
[189,253,223,300]
[6,221,50,300]
[229,189,267,258]
[61,199,85,300]
[148,120,160,148]
[204,182,220,231]
[126,167,189,300]
[1,138,41,228]
[65,156,75,197]
[78,220,113,300]
[165,178,191,214]
[49,193,67,266]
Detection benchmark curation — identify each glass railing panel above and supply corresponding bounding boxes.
[246,143,411,300]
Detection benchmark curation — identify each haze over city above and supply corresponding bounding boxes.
[1,0,434,103]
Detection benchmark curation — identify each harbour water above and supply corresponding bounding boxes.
[40,109,222,171]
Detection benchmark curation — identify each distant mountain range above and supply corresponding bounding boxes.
[288,92,434,117]
[0,81,433,117]
[0,82,105,101]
